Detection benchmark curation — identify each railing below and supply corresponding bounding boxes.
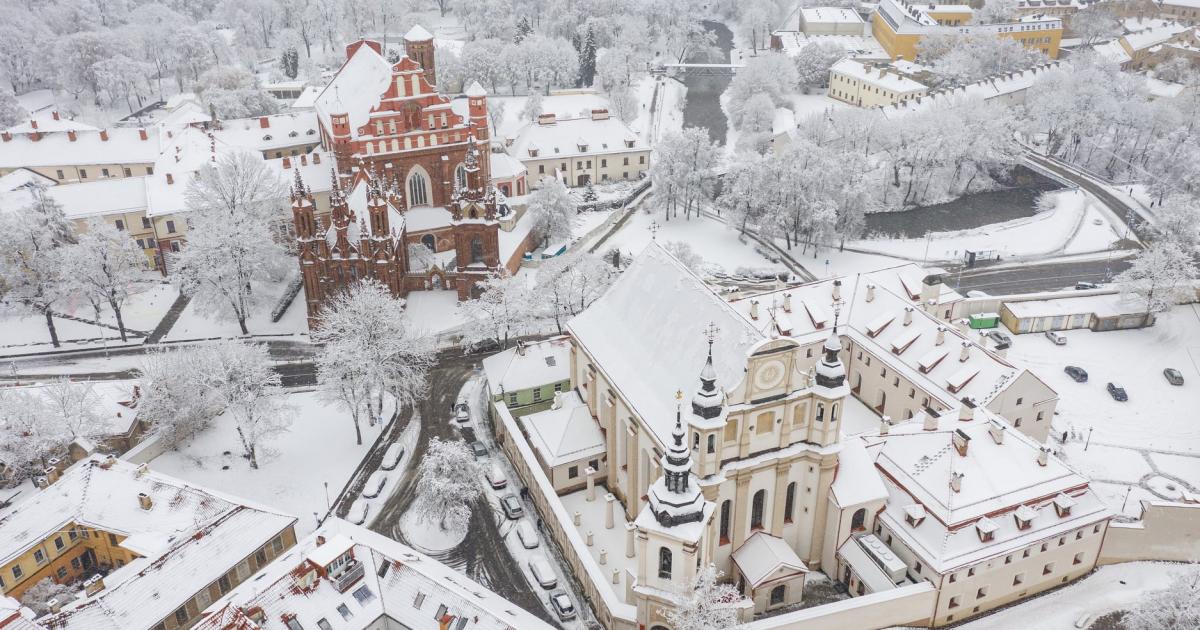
[333,560,365,592]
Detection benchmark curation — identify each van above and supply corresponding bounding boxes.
[381,443,404,471]
[363,471,388,499]
[529,557,557,589]
[1044,331,1067,345]
[516,520,539,549]
[486,464,508,490]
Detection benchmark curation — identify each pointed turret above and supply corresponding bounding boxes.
[646,393,706,527]
[815,328,846,389]
[691,326,727,424]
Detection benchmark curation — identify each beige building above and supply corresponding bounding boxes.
[829,59,930,107]
[506,110,650,188]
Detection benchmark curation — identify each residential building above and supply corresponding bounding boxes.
[1156,0,1200,23]
[1015,0,1089,21]
[482,337,573,415]
[191,520,555,630]
[506,110,650,188]
[793,6,868,35]
[876,62,1064,118]
[829,58,930,107]
[0,456,297,630]
[872,0,1064,60]
[518,391,608,493]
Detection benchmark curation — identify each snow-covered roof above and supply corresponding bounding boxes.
[2,456,295,630]
[5,113,99,135]
[831,439,889,506]
[0,176,148,220]
[0,128,160,169]
[0,168,56,193]
[801,7,864,24]
[1093,39,1133,65]
[489,151,527,181]
[1121,21,1191,52]
[464,81,487,98]
[831,59,928,93]
[879,62,1063,117]
[210,112,321,153]
[864,416,1110,572]
[404,24,434,41]
[15,89,57,114]
[731,532,809,588]
[403,205,453,233]
[1002,293,1146,320]
[0,380,142,441]
[289,85,324,111]
[193,519,555,630]
[521,391,607,467]
[508,115,646,162]
[482,336,571,395]
[314,42,394,141]
[144,127,265,218]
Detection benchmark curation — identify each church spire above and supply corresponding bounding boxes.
[692,323,726,421]
[646,391,706,527]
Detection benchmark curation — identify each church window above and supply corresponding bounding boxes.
[421,234,435,251]
[751,490,767,530]
[410,75,420,95]
[455,164,467,189]
[851,508,867,532]
[719,500,731,544]
[816,404,825,423]
[407,170,429,206]
[706,434,715,454]
[693,433,699,450]
[470,238,484,264]
[658,547,672,579]
[784,483,796,523]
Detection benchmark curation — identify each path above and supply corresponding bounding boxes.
[143,292,192,344]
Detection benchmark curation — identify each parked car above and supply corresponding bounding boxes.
[1164,368,1185,386]
[1044,331,1067,345]
[1075,282,1099,290]
[966,290,989,298]
[486,463,508,490]
[471,441,488,459]
[362,471,388,499]
[455,401,470,423]
[381,443,405,471]
[1107,382,1128,401]
[501,494,524,519]
[1064,366,1088,383]
[529,557,558,589]
[986,330,1012,349]
[548,590,577,621]
[516,520,539,549]
[347,499,369,525]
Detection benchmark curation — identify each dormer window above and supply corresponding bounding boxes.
[976,516,998,542]
[263,134,273,141]
[289,130,298,137]
[625,139,635,148]
[903,504,926,527]
[307,129,316,135]
[528,148,538,158]
[1014,505,1036,530]
[1053,493,1075,517]
[578,143,588,152]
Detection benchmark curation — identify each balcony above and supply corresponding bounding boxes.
[332,560,365,593]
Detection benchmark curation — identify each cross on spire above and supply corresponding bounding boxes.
[649,220,660,241]
[831,295,846,331]
[703,322,719,350]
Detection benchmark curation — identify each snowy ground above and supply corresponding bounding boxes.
[957,561,1187,630]
[601,206,787,276]
[162,281,309,342]
[1007,305,1200,517]
[850,191,1123,263]
[152,389,394,537]
[405,290,468,337]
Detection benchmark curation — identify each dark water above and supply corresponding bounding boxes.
[863,167,1062,239]
[680,20,735,145]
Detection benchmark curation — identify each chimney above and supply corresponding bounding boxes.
[1037,447,1049,467]
[47,598,63,614]
[537,113,556,126]
[832,279,842,301]
[313,152,321,164]
[590,108,610,121]
[955,318,970,334]
[988,421,1005,444]
[29,131,40,141]
[68,130,77,142]
[866,284,876,302]
[101,455,117,469]
[1,131,9,142]
[783,292,792,312]
[750,300,760,320]
[84,575,105,596]
[30,119,37,130]
[52,111,60,121]
[923,410,939,431]
[100,129,108,141]
[903,306,913,326]
[949,472,963,493]
[135,462,149,477]
[959,341,970,362]
[316,534,327,546]
[166,173,174,185]
[283,156,291,169]
[936,325,946,346]
[259,116,270,128]
[952,429,970,456]
[880,415,891,435]
[138,128,148,141]
[137,492,153,510]
[958,398,975,422]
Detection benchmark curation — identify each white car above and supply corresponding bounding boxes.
[363,471,388,499]
[516,519,539,549]
[381,443,404,471]
[529,557,557,589]
[347,499,369,525]
[486,463,508,490]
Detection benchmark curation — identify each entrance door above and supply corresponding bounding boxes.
[578,173,591,186]
[80,548,96,570]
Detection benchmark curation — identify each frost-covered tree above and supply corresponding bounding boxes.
[458,271,534,350]
[279,44,300,79]
[412,437,481,532]
[664,565,744,630]
[918,33,1046,86]
[578,25,598,87]
[138,347,223,448]
[0,185,75,348]
[724,52,799,129]
[534,252,618,332]
[520,90,544,121]
[0,18,50,94]
[1123,565,1200,630]
[0,87,28,129]
[59,219,149,342]
[1070,7,1122,45]
[793,41,845,92]
[198,340,290,469]
[738,0,780,52]
[975,0,1019,24]
[312,279,434,445]
[486,98,506,134]
[1151,195,1200,253]
[0,379,105,479]
[19,578,74,617]
[651,127,721,220]
[40,378,103,441]
[529,177,576,246]
[608,85,638,123]
[171,152,289,335]
[194,65,281,119]
[1116,241,1197,315]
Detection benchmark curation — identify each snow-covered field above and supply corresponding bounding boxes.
[163,281,309,342]
[153,390,394,537]
[1008,305,1200,517]
[602,208,786,275]
[405,290,468,337]
[851,191,1122,262]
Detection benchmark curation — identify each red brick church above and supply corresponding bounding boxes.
[295,26,534,329]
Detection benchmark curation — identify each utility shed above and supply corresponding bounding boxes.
[999,293,1155,333]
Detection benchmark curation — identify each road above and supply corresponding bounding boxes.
[1023,152,1154,242]
[947,257,1134,294]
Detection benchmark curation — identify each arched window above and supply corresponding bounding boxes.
[816,403,825,422]
[751,489,767,530]
[454,163,467,190]
[693,433,699,450]
[470,237,484,264]
[784,482,796,523]
[421,234,435,251]
[851,508,867,532]
[719,500,731,543]
[706,434,715,454]
[658,547,672,579]
[770,584,786,605]
[407,169,429,206]
[831,403,839,423]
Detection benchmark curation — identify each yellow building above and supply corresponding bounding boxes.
[829,59,930,107]
[873,0,1064,60]
[0,456,297,630]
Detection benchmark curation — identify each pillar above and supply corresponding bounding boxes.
[605,493,616,529]
[586,466,597,501]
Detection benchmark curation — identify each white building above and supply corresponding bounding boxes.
[506,110,650,188]
[829,58,930,107]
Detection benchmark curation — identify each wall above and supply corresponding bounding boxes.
[741,582,935,629]
[828,69,927,108]
[1099,501,1200,565]
[523,149,650,188]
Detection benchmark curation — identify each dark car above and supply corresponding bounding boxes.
[1075,282,1099,290]
[470,441,488,458]
[1064,366,1088,383]
[1164,368,1185,386]
[501,494,524,519]
[1107,382,1128,402]
[548,590,577,621]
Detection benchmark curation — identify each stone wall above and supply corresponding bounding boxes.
[1099,501,1200,565]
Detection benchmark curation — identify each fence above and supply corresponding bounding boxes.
[742,583,936,630]
[1099,501,1200,565]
